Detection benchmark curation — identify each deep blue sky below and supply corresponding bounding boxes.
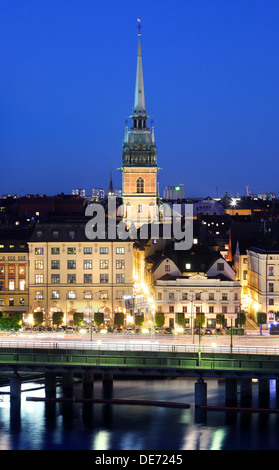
[1,0,279,199]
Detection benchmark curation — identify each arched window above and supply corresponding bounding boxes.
[137,177,144,193]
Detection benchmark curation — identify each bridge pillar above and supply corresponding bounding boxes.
[195,378,207,407]
[45,373,56,398]
[102,373,113,399]
[240,378,252,398]
[10,372,21,400]
[259,378,270,395]
[82,372,94,398]
[62,373,73,393]
[225,378,238,404]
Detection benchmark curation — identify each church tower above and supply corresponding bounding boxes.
[121,20,158,227]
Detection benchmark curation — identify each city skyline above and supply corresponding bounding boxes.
[1,0,279,198]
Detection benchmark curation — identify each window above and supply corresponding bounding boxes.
[116,274,125,283]
[84,260,92,269]
[100,260,108,269]
[84,247,92,254]
[84,291,92,299]
[0,299,3,306]
[165,264,170,272]
[182,306,187,313]
[9,280,15,290]
[195,293,201,301]
[0,266,4,275]
[9,298,14,306]
[36,231,43,239]
[35,260,44,270]
[51,247,60,255]
[137,177,144,193]
[0,281,3,291]
[169,306,174,313]
[222,293,228,301]
[9,265,15,275]
[158,292,162,300]
[169,293,175,300]
[100,247,108,254]
[52,230,59,239]
[52,290,60,299]
[35,248,44,255]
[19,266,25,275]
[116,260,125,269]
[185,263,191,270]
[19,280,25,291]
[209,293,214,301]
[69,231,75,240]
[51,274,60,284]
[243,271,247,280]
[182,293,188,300]
[100,290,108,299]
[100,274,108,283]
[269,299,274,306]
[67,290,76,299]
[209,306,214,313]
[35,291,43,300]
[268,266,274,276]
[222,306,227,314]
[84,274,92,283]
[217,262,224,271]
[51,260,60,270]
[269,283,274,293]
[116,247,125,254]
[234,293,238,300]
[67,274,76,284]
[117,290,124,299]
[67,260,76,269]
[67,247,76,255]
[35,275,43,284]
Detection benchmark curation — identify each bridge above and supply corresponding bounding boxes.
[2,339,279,407]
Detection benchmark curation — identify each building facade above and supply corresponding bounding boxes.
[0,230,29,320]
[28,222,134,326]
[247,247,279,324]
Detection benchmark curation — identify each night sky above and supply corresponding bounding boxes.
[1,0,279,199]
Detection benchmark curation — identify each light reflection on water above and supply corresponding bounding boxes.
[0,377,278,450]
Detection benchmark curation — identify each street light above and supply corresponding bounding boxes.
[83,291,101,340]
[229,314,237,354]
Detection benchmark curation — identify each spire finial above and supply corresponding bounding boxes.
[137,18,142,36]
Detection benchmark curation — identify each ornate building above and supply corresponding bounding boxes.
[121,21,158,227]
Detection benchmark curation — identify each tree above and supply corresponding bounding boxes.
[135,313,144,327]
[53,311,63,327]
[177,312,185,327]
[257,312,267,335]
[73,312,83,328]
[114,312,124,327]
[155,312,164,328]
[196,313,205,327]
[237,311,246,327]
[33,311,44,327]
[216,314,225,330]
[94,311,104,327]
[0,313,22,331]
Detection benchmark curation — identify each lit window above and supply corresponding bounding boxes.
[35,275,43,284]
[185,263,191,269]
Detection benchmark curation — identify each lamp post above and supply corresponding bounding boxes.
[84,291,101,341]
[229,314,237,354]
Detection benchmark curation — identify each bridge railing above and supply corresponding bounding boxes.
[0,340,279,356]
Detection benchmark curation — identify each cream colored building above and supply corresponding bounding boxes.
[147,243,241,330]
[247,247,279,324]
[28,222,134,326]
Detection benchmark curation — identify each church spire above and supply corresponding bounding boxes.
[133,18,146,117]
